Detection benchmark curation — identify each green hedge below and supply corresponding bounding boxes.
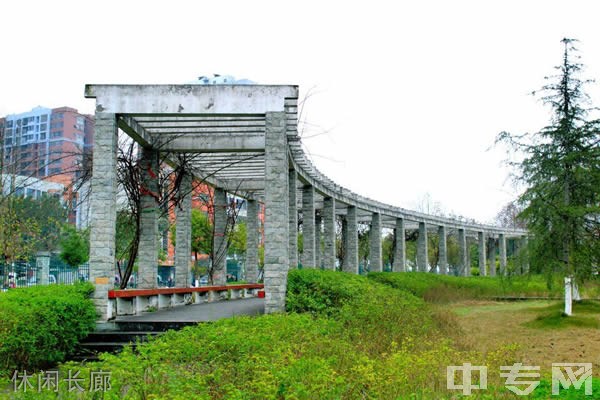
[368,272,558,302]
[0,283,96,375]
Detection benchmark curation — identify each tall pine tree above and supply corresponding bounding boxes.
[497,38,600,314]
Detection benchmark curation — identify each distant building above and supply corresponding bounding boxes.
[188,74,255,85]
[0,106,94,225]
[1,174,64,198]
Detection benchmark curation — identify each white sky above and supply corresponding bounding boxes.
[2,0,599,223]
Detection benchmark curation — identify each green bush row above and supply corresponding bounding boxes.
[368,272,559,302]
[2,271,506,399]
[0,283,96,375]
[7,271,591,399]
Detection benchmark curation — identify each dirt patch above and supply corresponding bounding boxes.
[450,300,600,375]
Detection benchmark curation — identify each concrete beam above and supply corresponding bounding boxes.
[118,116,153,148]
[85,84,299,115]
[156,134,265,153]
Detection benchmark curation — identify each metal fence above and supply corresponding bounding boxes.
[1,257,89,290]
[1,255,244,291]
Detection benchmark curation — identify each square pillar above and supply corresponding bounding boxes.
[520,235,529,274]
[175,173,192,287]
[342,206,359,274]
[264,112,289,313]
[438,225,448,275]
[245,199,259,283]
[301,185,316,268]
[458,228,468,276]
[138,148,159,289]
[417,222,428,272]
[488,237,497,277]
[89,113,118,320]
[369,213,382,272]
[322,197,336,270]
[212,187,228,285]
[315,213,322,268]
[392,218,406,272]
[478,231,487,276]
[499,233,507,276]
[288,170,298,269]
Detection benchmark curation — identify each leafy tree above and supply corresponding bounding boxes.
[228,221,247,256]
[496,38,600,314]
[60,225,89,267]
[0,197,39,265]
[382,232,394,267]
[16,195,68,252]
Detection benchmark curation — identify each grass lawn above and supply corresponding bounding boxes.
[450,299,600,374]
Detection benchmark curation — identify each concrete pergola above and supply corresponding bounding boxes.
[85,84,528,320]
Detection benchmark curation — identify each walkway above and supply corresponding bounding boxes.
[115,298,265,323]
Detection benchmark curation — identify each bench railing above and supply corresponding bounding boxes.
[106,283,264,319]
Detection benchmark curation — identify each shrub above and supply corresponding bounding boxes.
[368,272,558,302]
[0,283,96,375]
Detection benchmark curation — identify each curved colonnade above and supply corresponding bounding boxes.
[85,84,527,319]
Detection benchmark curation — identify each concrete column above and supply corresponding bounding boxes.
[315,213,322,269]
[369,213,383,272]
[89,113,118,320]
[341,217,348,268]
[245,199,259,283]
[175,173,192,287]
[478,231,486,277]
[488,237,497,277]
[458,228,468,276]
[343,206,359,274]
[212,187,228,285]
[438,225,448,275]
[288,170,298,269]
[392,218,406,272]
[521,235,529,274]
[264,112,289,313]
[301,185,316,268]
[499,233,507,276]
[417,222,428,272]
[36,251,50,285]
[138,147,159,289]
[322,197,336,270]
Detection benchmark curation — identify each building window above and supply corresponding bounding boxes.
[51,131,62,138]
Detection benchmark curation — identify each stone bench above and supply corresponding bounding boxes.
[107,283,264,318]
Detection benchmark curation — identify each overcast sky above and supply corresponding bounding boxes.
[2,0,599,223]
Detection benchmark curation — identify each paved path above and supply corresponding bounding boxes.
[115,298,265,323]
